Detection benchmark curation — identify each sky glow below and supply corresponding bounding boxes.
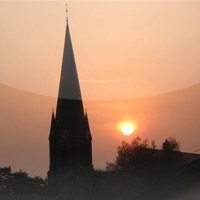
[0,1,200,176]
[0,1,200,100]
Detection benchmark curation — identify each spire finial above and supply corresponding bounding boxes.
[66,3,68,22]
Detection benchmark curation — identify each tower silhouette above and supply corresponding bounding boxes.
[48,20,92,183]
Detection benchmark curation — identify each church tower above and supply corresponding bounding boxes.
[48,17,92,183]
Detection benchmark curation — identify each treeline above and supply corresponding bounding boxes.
[106,136,183,173]
[0,137,195,200]
[0,167,47,195]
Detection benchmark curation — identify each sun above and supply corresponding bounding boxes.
[121,124,134,136]
[118,122,136,136]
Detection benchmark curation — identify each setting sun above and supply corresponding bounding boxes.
[118,122,136,136]
[121,124,134,136]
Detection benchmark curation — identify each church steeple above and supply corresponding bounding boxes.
[57,22,82,101]
[48,11,93,184]
[56,19,85,128]
[55,21,84,130]
[57,4,81,101]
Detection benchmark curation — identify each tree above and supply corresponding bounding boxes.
[106,137,157,172]
[162,137,180,152]
[0,167,47,194]
[106,137,183,174]
[0,166,13,194]
[160,137,182,170]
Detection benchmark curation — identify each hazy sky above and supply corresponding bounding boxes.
[0,1,200,176]
[0,1,200,100]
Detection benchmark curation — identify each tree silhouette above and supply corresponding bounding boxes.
[0,167,47,194]
[0,167,13,194]
[162,137,180,152]
[160,137,182,170]
[106,137,157,172]
[106,137,182,174]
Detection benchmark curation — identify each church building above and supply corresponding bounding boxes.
[48,18,92,183]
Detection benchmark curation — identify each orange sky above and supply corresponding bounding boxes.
[0,1,200,100]
[0,1,200,177]
[0,83,200,177]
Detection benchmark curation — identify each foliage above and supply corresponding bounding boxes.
[162,137,180,152]
[0,167,13,194]
[106,137,182,173]
[106,137,157,172]
[0,167,47,194]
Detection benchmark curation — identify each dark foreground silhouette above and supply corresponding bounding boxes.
[1,137,200,200]
[1,162,200,200]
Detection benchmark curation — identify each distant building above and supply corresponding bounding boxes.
[48,20,92,184]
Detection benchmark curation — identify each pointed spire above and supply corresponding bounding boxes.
[57,21,82,100]
[55,20,84,128]
[49,109,57,140]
